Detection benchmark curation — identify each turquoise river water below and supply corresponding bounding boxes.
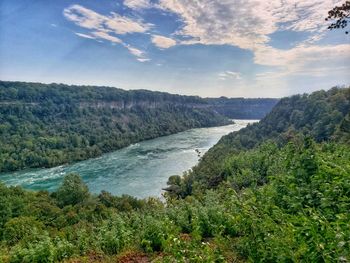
[0,120,255,198]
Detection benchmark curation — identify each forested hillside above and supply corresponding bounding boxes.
[0,81,233,172]
[170,87,350,195]
[206,97,278,119]
[0,87,349,262]
[0,81,278,173]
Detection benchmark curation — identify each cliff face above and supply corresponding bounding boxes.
[77,100,210,110]
[0,81,280,172]
[206,97,279,119]
[0,81,278,120]
[76,99,279,119]
[0,81,232,172]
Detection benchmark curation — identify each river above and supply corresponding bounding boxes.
[0,120,256,198]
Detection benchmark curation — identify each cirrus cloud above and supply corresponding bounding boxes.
[157,0,343,50]
[91,31,122,43]
[64,4,151,34]
[74,32,96,40]
[156,0,350,82]
[64,1,350,73]
[64,4,150,61]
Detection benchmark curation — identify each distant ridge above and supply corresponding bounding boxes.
[0,81,278,172]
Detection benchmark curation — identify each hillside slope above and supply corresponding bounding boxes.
[169,87,350,195]
[0,87,349,262]
[0,81,231,172]
[0,81,279,172]
[206,97,278,119]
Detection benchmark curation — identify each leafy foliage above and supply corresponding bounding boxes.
[0,81,232,172]
[55,173,89,207]
[326,1,350,34]
[0,139,349,262]
[170,87,350,195]
[0,87,349,262]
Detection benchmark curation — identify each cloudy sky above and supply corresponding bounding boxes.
[1,0,349,97]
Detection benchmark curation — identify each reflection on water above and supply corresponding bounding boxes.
[0,120,256,198]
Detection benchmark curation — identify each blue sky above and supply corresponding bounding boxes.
[0,0,349,97]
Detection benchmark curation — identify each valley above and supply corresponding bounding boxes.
[0,120,254,197]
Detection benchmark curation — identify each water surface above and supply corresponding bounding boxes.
[0,120,255,198]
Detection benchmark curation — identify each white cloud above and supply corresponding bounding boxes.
[137,58,151,62]
[75,32,96,39]
[253,44,350,94]
[158,0,343,50]
[64,4,150,60]
[151,35,176,48]
[64,5,105,30]
[156,0,350,80]
[126,46,144,57]
[91,31,122,43]
[124,45,150,61]
[255,72,276,78]
[159,0,274,50]
[64,1,350,77]
[64,5,150,34]
[124,0,151,10]
[254,44,350,72]
[105,12,150,34]
[219,71,242,80]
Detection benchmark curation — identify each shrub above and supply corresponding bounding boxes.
[3,216,44,245]
[55,174,89,207]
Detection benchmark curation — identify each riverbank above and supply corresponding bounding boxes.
[0,120,256,198]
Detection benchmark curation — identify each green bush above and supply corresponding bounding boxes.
[3,216,44,245]
[0,138,349,262]
[97,216,132,254]
[55,173,90,207]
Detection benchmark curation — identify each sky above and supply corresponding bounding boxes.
[0,0,349,98]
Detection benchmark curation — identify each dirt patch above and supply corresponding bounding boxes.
[179,233,192,242]
[117,251,150,263]
[65,251,106,263]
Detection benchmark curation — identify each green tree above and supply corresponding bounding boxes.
[55,174,89,207]
[3,216,44,245]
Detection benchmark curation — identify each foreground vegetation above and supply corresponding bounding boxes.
[0,138,349,262]
[0,87,349,262]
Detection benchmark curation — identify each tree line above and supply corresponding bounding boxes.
[169,87,350,196]
[0,86,349,262]
[0,81,233,172]
[0,81,278,173]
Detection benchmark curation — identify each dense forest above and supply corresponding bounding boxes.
[0,87,349,262]
[0,81,232,172]
[205,97,278,119]
[170,87,350,195]
[0,81,277,173]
